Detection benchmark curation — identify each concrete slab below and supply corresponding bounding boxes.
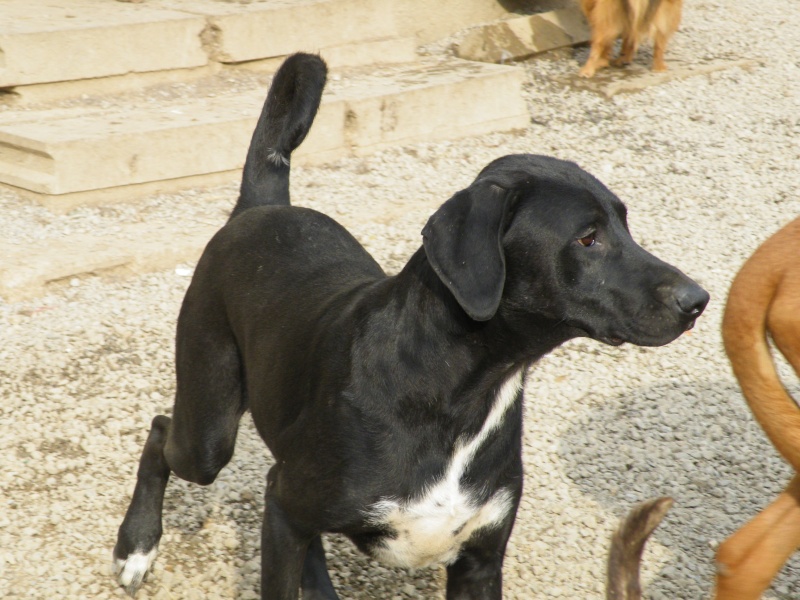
[1,171,241,213]
[390,0,514,45]
[0,93,346,195]
[157,0,512,53]
[1,37,416,107]
[1,0,517,90]
[456,8,590,64]
[0,59,528,199]
[159,0,401,63]
[0,0,208,87]
[222,37,418,77]
[339,60,529,153]
[0,221,217,301]
[560,58,758,98]
[0,65,224,106]
[317,37,418,70]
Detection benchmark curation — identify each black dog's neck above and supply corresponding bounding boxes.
[380,248,574,385]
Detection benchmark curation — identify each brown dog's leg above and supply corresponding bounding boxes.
[579,0,625,78]
[651,0,683,72]
[715,475,800,600]
[613,36,638,67]
[652,32,669,72]
[580,35,615,77]
[768,284,800,378]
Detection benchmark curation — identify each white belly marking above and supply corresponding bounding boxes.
[365,370,523,568]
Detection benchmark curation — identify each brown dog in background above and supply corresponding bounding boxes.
[579,0,683,77]
[716,217,800,599]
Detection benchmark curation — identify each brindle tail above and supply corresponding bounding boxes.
[606,497,673,600]
[231,52,327,220]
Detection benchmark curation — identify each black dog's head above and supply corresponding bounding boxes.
[422,154,709,347]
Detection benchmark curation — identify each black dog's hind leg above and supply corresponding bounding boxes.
[302,536,340,600]
[112,415,171,595]
[113,299,246,595]
[114,52,328,598]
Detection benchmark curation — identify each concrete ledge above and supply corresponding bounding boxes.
[0,65,224,106]
[221,38,418,76]
[0,221,217,301]
[0,0,208,87]
[164,0,512,53]
[341,61,529,152]
[0,59,528,200]
[1,0,519,89]
[0,171,240,213]
[456,8,590,64]
[316,37,418,70]
[0,95,346,195]
[0,37,416,107]
[183,0,401,63]
[2,0,407,88]
[390,0,512,45]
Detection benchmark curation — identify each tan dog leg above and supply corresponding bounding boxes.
[768,287,800,377]
[580,35,615,77]
[652,32,669,72]
[651,0,682,72]
[613,36,638,67]
[715,475,800,600]
[579,0,625,78]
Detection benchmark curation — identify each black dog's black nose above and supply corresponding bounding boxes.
[675,284,710,317]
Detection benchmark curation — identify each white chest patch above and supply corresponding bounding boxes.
[364,370,523,568]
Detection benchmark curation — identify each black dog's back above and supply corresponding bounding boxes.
[218,52,383,306]
[197,51,385,389]
[232,53,328,219]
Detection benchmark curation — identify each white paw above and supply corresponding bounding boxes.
[113,546,158,596]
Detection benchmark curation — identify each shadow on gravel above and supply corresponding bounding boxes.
[559,378,800,599]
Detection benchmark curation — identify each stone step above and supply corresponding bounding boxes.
[0,0,209,88]
[0,221,218,302]
[0,0,512,89]
[1,36,419,106]
[456,7,591,64]
[0,58,529,206]
[170,0,402,64]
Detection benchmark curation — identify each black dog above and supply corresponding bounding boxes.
[113,53,708,599]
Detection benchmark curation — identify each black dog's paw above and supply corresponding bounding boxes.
[112,543,158,596]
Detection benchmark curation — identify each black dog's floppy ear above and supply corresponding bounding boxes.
[422,180,513,321]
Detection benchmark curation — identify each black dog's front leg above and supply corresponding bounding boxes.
[446,513,517,600]
[261,491,314,600]
[446,546,505,600]
[302,536,340,600]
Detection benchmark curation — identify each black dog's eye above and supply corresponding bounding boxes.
[577,232,596,247]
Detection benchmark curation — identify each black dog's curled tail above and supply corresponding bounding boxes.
[606,497,673,600]
[231,52,328,219]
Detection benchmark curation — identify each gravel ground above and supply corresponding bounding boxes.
[2,1,800,598]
